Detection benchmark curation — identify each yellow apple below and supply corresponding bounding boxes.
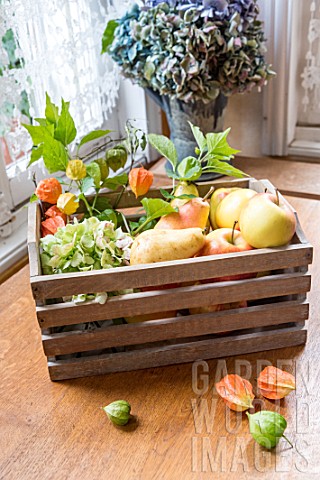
[239,192,297,248]
[209,187,240,229]
[215,188,257,230]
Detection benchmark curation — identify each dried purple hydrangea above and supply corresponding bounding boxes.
[106,0,275,103]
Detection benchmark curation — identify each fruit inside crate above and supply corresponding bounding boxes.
[28,178,313,381]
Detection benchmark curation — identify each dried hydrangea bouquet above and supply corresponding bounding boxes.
[102,0,274,163]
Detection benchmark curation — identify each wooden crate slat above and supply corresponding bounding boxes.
[31,243,312,301]
[47,325,307,381]
[42,300,309,356]
[27,202,41,278]
[37,272,311,329]
[81,178,250,211]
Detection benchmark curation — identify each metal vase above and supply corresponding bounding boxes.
[146,89,228,180]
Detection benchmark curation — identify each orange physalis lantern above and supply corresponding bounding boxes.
[35,178,62,204]
[45,205,67,223]
[215,374,255,412]
[41,216,65,237]
[257,366,296,400]
[128,167,154,198]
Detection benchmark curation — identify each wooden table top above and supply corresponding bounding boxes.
[1,158,319,479]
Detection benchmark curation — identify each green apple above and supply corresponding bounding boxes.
[209,187,240,229]
[215,188,257,230]
[239,192,297,248]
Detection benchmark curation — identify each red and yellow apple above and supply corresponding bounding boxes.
[213,188,257,230]
[196,227,255,281]
[189,300,247,315]
[239,192,297,248]
[199,227,253,256]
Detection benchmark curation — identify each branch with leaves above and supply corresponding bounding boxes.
[26,93,148,222]
[148,122,248,183]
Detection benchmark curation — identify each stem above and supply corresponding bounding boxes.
[32,173,45,219]
[67,179,73,192]
[121,212,131,234]
[202,186,215,201]
[113,185,126,210]
[79,137,125,160]
[79,193,93,217]
[275,188,279,206]
[92,188,100,210]
[231,220,238,244]
[282,435,293,449]
[132,217,152,236]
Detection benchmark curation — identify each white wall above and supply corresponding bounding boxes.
[224,91,264,158]
[222,0,267,158]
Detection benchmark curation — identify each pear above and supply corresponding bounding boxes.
[171,181,199,209]
[130,228,205,265]
[156,187,214,230]
[209,187,240,230]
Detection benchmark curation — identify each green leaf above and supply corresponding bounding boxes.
[206,128,240,158]
[188,122,206,153]
[28,144,44,167]
[160,189,197,201]
[42,137,69,173]
[30,193,38,203]
[102,172,128,190]
[86,162,101,189]
[177,156,202,181]
[97,209,118,226]
[78,129,112,150]
[203,156,248,178]
[91,196,112,212]
[141,198,177,223]
[22,123,54,146]
[45,92,59,125]
[80,176,95,193]
[101,20,119,54]
[54,99,77,146]
[34,117,48,126]
[148,134,178,171]
[165,165,180,180]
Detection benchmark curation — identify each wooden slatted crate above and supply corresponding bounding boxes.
[28,178,313,381]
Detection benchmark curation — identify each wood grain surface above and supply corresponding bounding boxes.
[1,161,320,479]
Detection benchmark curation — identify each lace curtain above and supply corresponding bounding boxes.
[0,0,121,176]
[301,0,320,122]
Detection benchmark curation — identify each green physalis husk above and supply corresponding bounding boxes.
[105,145,127,172]
[246,411,293,449]
[103,400,131,426]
